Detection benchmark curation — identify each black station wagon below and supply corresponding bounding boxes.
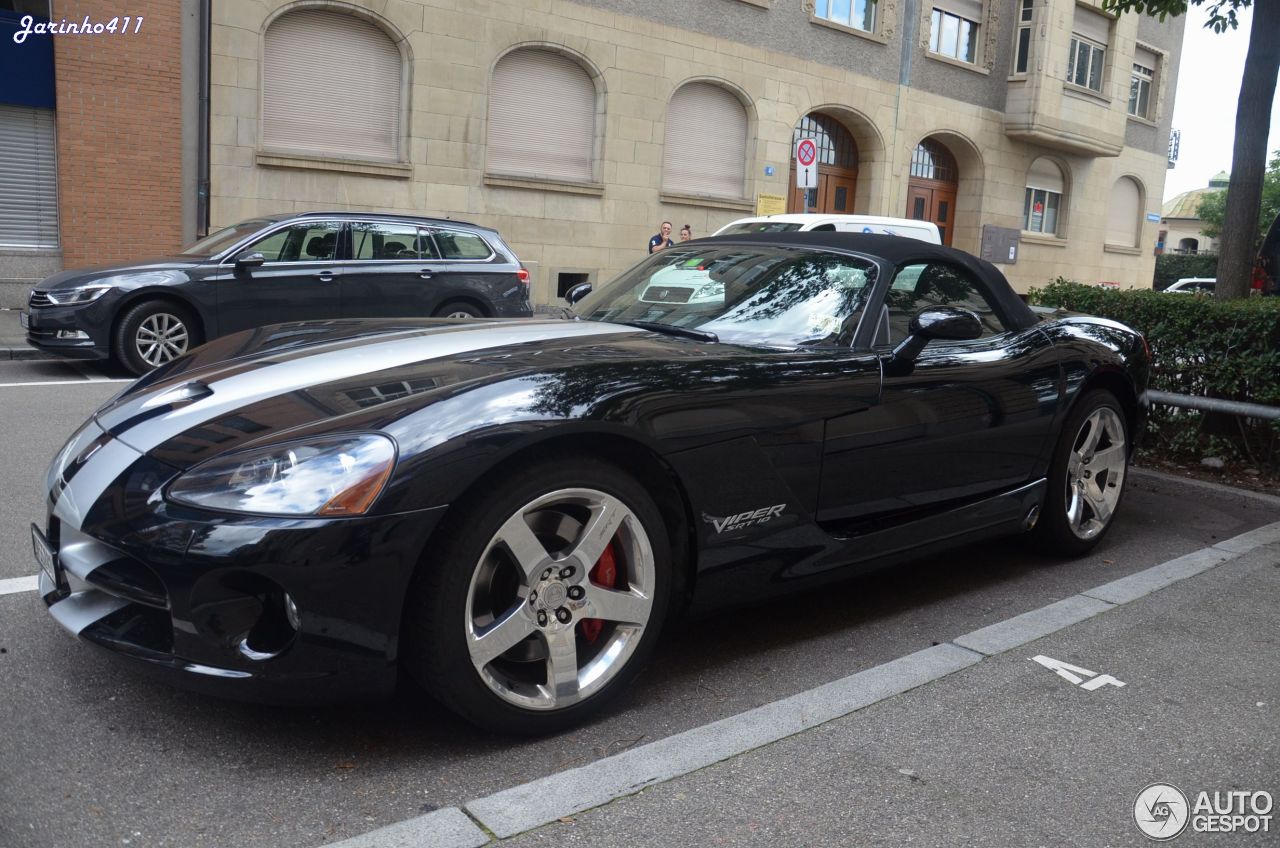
[23,212,533,374]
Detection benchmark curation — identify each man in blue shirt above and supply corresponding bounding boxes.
[648,221,673,254]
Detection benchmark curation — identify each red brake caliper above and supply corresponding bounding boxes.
[579,540,622,645]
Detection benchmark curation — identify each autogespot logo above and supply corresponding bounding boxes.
[1135,783,1190,841]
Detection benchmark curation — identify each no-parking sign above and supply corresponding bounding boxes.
[796,137,818,189]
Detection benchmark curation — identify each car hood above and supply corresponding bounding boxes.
[92,318,719,469]
[35,256,205,290]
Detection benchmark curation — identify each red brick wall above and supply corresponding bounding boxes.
[53,2,184,268]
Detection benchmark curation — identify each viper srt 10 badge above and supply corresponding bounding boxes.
[703,504,785,534]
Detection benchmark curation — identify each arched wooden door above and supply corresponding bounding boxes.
[788,113,859,214]
[906,139,959,245]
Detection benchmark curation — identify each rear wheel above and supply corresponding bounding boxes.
[1033,390,1129,556]
[433,300,485,319]
[402,458,672,734]
[114,300,200,375]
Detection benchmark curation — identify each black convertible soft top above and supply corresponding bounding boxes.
[698,231,1039,331]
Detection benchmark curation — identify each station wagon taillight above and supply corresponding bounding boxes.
[516,267,530,286]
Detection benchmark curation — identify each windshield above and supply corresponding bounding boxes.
[574,245,877,347]
[181,219,275,257]
[716,221,805,236]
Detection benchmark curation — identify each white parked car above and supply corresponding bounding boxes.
[713,214,942,244]
[1165,277,1216,294]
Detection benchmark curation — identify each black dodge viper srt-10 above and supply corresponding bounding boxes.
[36,232,1149,733]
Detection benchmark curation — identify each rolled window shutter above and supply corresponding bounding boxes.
[1072,7,1111,44]
[0,104,58,248]
[933,0,984,23]
[1027,157,1065,193]
[1134,46,1158,72]
[1106,177,1141,246]
[487,50,596,182]
[663,83,748,198]
[263,10,402,161]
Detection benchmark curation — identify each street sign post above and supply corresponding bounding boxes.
[796,137,818,191]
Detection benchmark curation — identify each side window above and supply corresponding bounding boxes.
[351,222,437,260]
[434,229,493,260]
[881,262,1007,344]
[248,222,341,262]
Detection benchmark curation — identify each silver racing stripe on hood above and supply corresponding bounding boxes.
[97,320,642,455]
[51,429,145,531]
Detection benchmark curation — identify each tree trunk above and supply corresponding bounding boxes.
[1216,0,1280,299]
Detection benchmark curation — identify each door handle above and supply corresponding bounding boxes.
[419,269,435,279]
[314,270,334,282]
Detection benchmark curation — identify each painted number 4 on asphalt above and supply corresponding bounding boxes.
[1030,655,1126,691]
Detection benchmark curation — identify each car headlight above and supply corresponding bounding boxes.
[167,434,397,516]
[45,286,111,305]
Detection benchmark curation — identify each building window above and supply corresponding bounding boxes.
[1067,8,1110,92]
[262,9,404,161]
[0,104,59,248]
[793,114,858,169]
[1067,36,1106,91]
[929,6,980,64]
[664,82,749,198]
[1129,46,1158,118]
[1128,63,1152,116]
[487,48,597,183]
[1014,0,1034,74]
[815,0,875,34]
[1024,157,1065,236]
[910,140,956,182]
[1106,177,1142,247]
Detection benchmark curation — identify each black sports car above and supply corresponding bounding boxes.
[36,233,1149,734]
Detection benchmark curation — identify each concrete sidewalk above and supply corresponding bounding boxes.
[336,525,1280,848]
[0,308,52,360]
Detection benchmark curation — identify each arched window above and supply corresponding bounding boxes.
[793,114,857,169]
[1178,237,1199,254]
[910,139,957,183]
[1106,177,1143,247]
[262,9,404,161]
[1024,157,1066,236]
[663,82,749,198]
[488,49,597,182]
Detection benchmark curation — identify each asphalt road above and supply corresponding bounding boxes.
[0,357,1274,848]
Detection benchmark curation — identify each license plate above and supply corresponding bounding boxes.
[31,524,60,588]
[20,311,29,329]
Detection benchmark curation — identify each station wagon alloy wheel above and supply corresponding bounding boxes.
[134,312,190,366]
[1064,406,1127,541]
[464,487,656,711]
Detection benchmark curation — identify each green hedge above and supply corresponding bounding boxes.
[1029,280,1280,465]
[1153,253,1218,290]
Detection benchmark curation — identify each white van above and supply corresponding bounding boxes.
[713,214,942,244]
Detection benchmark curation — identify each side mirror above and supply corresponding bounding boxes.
[565,282,593,305]
[235,251,266,269]
[885,307,983,376]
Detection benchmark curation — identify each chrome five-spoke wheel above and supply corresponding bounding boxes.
[465,488,655,711]
[1064,406,1127,540]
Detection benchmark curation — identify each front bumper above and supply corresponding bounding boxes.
[24,301,114,360]
[39,422,448,703]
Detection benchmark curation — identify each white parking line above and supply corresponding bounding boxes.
[0,379,131,388]
[0,575,39,596]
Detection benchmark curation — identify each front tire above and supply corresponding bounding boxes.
[402,457,673,734]
[1033,389,1129,556]
[114,300,200,375]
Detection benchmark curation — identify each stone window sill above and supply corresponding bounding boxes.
[808,15,887,45]
[1019,232,1068,247]
[1104,243,1142,255]
[732,0,770,7]
[1062,82,1111,106]
[1126,114,1158,128]
[660,191,755,212]
[484,174,605,196]
[926,51,990,76]
[256,151,411,178]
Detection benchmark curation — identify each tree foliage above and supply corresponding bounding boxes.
[1195,150,1280,244]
